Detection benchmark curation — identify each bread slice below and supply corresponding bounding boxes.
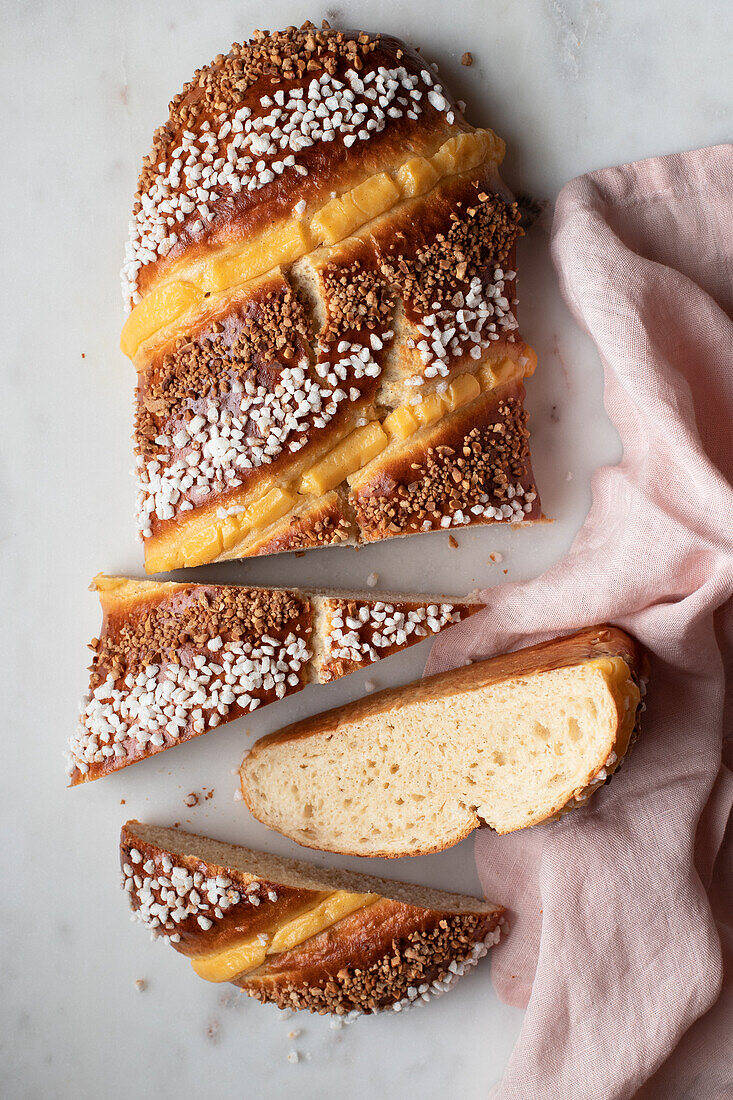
[67,575,481,784]
[121,821,504,1016]
[240,626,647,857]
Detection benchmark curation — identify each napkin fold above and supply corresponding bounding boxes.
[426,145,733,1099]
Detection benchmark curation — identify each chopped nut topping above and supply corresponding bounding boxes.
[67,586,312,780]
[353,398,537,537]
[321,257,396,336]
[244,913,498,1014]
[379,192,521,315]
[121,27,460,305]
[90,585,307,685]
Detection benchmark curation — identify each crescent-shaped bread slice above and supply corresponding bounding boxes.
[240,626,648,856]
[67,574,481,784]
[120,821,504,1016]
[121,24,542,573]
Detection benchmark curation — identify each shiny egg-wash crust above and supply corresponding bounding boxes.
[120,821,504,1016]
[121,24,542,573]
[67,575,481,783]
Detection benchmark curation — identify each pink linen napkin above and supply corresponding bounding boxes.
[425,145,733,1099]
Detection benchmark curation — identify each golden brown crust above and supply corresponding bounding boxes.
[134,177,533,570]
[120,821,503,1014]
[69,578,313,785]
[120,823,323,956]
[125,30,465,306]
[236,491,355,558]
[239,900,500,1014]
[317,596,481,682]
[350,381,541,539]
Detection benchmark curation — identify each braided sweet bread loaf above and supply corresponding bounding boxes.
[121,22,541,573]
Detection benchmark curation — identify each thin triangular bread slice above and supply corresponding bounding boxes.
[120,821,504,1016]
[240,626,647,857]
[68,574,481,784]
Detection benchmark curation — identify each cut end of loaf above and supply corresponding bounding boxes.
[240,629,645,857]
[121,821,498,911]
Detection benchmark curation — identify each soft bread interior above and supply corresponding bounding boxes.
[125,822,495,913]
[240,658,639,856]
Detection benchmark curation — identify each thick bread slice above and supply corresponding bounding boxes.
[240,626,647,857]
[121,822,504,1016]
[68,575,481,784]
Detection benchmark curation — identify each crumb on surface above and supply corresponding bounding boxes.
[288,1029,302,1039]
[461,51,473,66]
[364,679,376,693]
[234,788,243,802]
[448,535,459,549]
[366,572,379,587]
[184,792,199,807]
[120,799,126,805]
[135,978,147,992]
[488,551,503,564]
[515,193,550,231]
[287,1050,299,1064]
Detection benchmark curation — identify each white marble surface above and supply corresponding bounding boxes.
[2,1,730,1096]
